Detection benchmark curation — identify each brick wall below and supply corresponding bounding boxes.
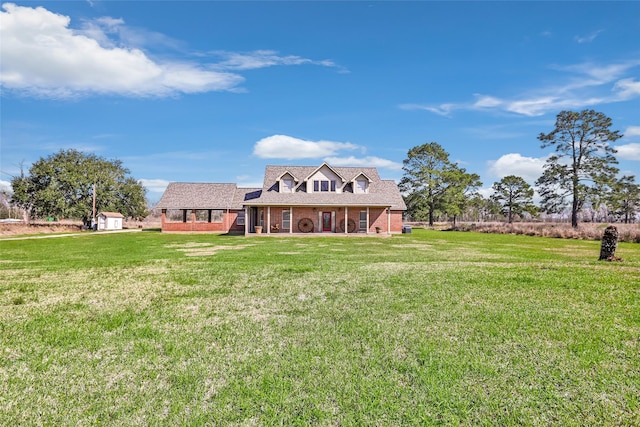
[262,206,403,234]
[161,209,244,233]
[162,207,404,234]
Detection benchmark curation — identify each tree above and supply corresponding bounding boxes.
[442,167,482,228]
[400,142,482,226]
[9,162,32,222]
[535,109,621,228]
[609,175,640,223]
[491,175,537,223]
[10,149,148,223]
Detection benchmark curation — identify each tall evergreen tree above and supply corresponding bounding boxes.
[491,175,537,223]
[609,175,640,223]
[535,109,621,228]
[400,142,481,226]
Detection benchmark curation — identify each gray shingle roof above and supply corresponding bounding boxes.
[156,183,261,210]
[247,165,406,210]
[155,164,406,211]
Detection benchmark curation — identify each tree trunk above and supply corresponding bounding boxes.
[599,225,619,261]
[428,201,434,227]
[571,175,579,228]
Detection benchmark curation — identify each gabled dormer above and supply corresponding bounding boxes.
[277,171,297,193]
[352,172,373,194]
[305,163,346,193]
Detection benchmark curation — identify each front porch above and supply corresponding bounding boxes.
[244,205,399,236]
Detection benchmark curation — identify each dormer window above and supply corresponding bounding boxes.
[355,178,368,193]
[282,178,294,193]
[313,180,336,192]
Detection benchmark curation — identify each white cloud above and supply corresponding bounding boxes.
[613,78,640,99]
[253,135,360,160]
[139,178,170,193]
[487,153,547,183]
[238,180,265,189]
[477,187,494,199]
[0,3,243,97]
[574,30,603,44]
[399,103,454,117]
[614,143,640,161]
[0,180,12,193]
[235,175,264,188]
[324,156,403,171]
[211,50,340,71]
[406,59,640,117]
[624,126,640,137]
[472,95,503,109]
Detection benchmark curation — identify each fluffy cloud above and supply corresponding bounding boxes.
[624,126,640,137]
[253,135,360,160]
[0,3,243,97]
[487,153,547,183]
[324,156,403,170]
[615,143,640,161]
[0,4,343,98]
[0,180,12,193]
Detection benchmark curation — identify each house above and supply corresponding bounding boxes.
[156,163,406,235]
[97,212,124,230]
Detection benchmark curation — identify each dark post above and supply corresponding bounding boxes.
[599,225,619,261]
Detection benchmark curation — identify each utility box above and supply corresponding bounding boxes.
[402,225,412,234]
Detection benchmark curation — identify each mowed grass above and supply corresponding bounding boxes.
[1,230,638,426]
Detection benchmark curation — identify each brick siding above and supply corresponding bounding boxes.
[161,209,244,233]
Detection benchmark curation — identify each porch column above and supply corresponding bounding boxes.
[246,207,250,235]
[344,207,348,234]
[289,207,293,234]
[366,207,370,235]
[267,206,271,234]
[387,208,391,234]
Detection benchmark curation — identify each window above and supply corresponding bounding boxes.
[282,210,290,230]
[359,211,367,230]
[166,209,185,223]
[356,179,368,193]
[211,210,223,223]
[195,209,209,222]
[237,211,245,225]
[314,179,335,192]
[282,178,294,193]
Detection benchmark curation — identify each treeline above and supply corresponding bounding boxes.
[401,109,639,227]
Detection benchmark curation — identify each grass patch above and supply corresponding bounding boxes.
[0,230,638,425]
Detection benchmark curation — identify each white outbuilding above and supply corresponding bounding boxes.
[97,212,124,230]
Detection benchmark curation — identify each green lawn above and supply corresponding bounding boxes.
[1,229,638,426]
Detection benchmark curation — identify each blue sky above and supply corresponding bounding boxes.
[1,1,639,203]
